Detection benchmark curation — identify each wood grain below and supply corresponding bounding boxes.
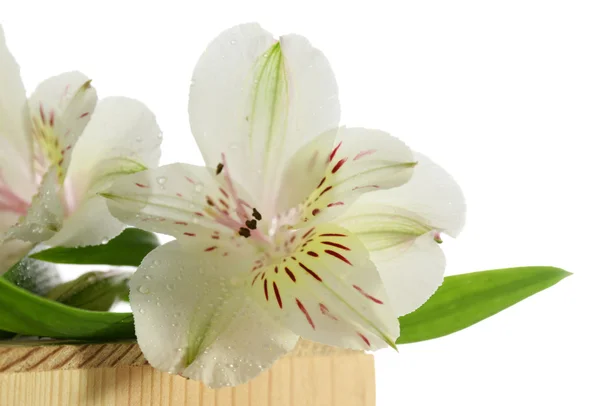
[0,339,356,373]
[0,353,375,406]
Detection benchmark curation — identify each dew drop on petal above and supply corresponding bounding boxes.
[156,176,167,185]
[138,285,150,294]
[166,284,174,291]
[230,39,236,45]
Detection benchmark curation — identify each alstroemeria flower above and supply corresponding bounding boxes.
[103,24,465,387]
[0,25,162,273]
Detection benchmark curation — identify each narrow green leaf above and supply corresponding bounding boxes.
[1,257,63,339]
[30,228,160,266]
[0,277,134,340]
[46,271,131,311]
[397,266,571,344]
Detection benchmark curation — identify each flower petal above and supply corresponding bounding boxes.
[0,240,31,275]
[335,154,465,315]
[43,196,122,248]
[103,163,258,240]
[65,97,162,203]
[337,204,446,315]
[45,97,163,248]
[131,239,298,387]
[29,71,97,178]
[250,223,399,350]
[0,26,35,202]
[189,24,339,217]
[352,152,466,237]
[3,168,63,244]
[281,128,415,227]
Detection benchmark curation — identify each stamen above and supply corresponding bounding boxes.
[216,163,224,175]
[245,219,257,230]
[252,208,262,220]
[238,227,251,238]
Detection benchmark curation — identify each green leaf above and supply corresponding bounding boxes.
[46,271,131,311]
[30,228,160,266]
[3,257,61,296]
[0,257,63,339]
[0,276,134,340]
[397,266,571,344]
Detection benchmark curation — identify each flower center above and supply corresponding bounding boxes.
[32,104,70,183]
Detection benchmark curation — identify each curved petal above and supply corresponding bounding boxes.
[29,71,97,179]
[3,168,63,244]
[189,23,340,218]
[371,232,445,317]
[44,196,123,248]
[65,97,161,203]
[250,223,399,350]
[338,203,446,315]
[352,152,466,237]
[131,239,298,387]
[103,163,261,241]
[0,240,31,275]
[0,26,35,201]
[278,128,415,228]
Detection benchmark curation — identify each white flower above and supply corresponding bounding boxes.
[0,25,162,272]
[103,24,465,387]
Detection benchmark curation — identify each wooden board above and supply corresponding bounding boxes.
[0,341,375,405]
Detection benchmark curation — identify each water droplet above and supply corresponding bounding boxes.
[177,347,183,352]
[156,176,167,185]
[153,260,160,266]
[194,185,203,192]
[138,285,150,294]
[135,136,142,142]
[144,275,152,280]
[139,308,145,314]
[230,39,236,45]
[166,283,174,291]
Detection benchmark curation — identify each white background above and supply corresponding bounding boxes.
[2,1,599,404]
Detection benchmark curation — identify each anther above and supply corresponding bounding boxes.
[252,208,262,220]
[216,163,224,175]
[245,219,257,230]
[239,227,251,238]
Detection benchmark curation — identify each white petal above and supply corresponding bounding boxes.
[281,128,415,227]
[354,152,466,237]
[65,97,162,208]
[44,196,122,248]
[189,24,340,217]
[338,202,446,315]
[4,168,63,244]
[29,71,97,177]
[131,239,298,387]
[249,223,399,350]
[103,163,258,240]
[0,26,35,201]
[0,240,31,275]
[377,232,445,316]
